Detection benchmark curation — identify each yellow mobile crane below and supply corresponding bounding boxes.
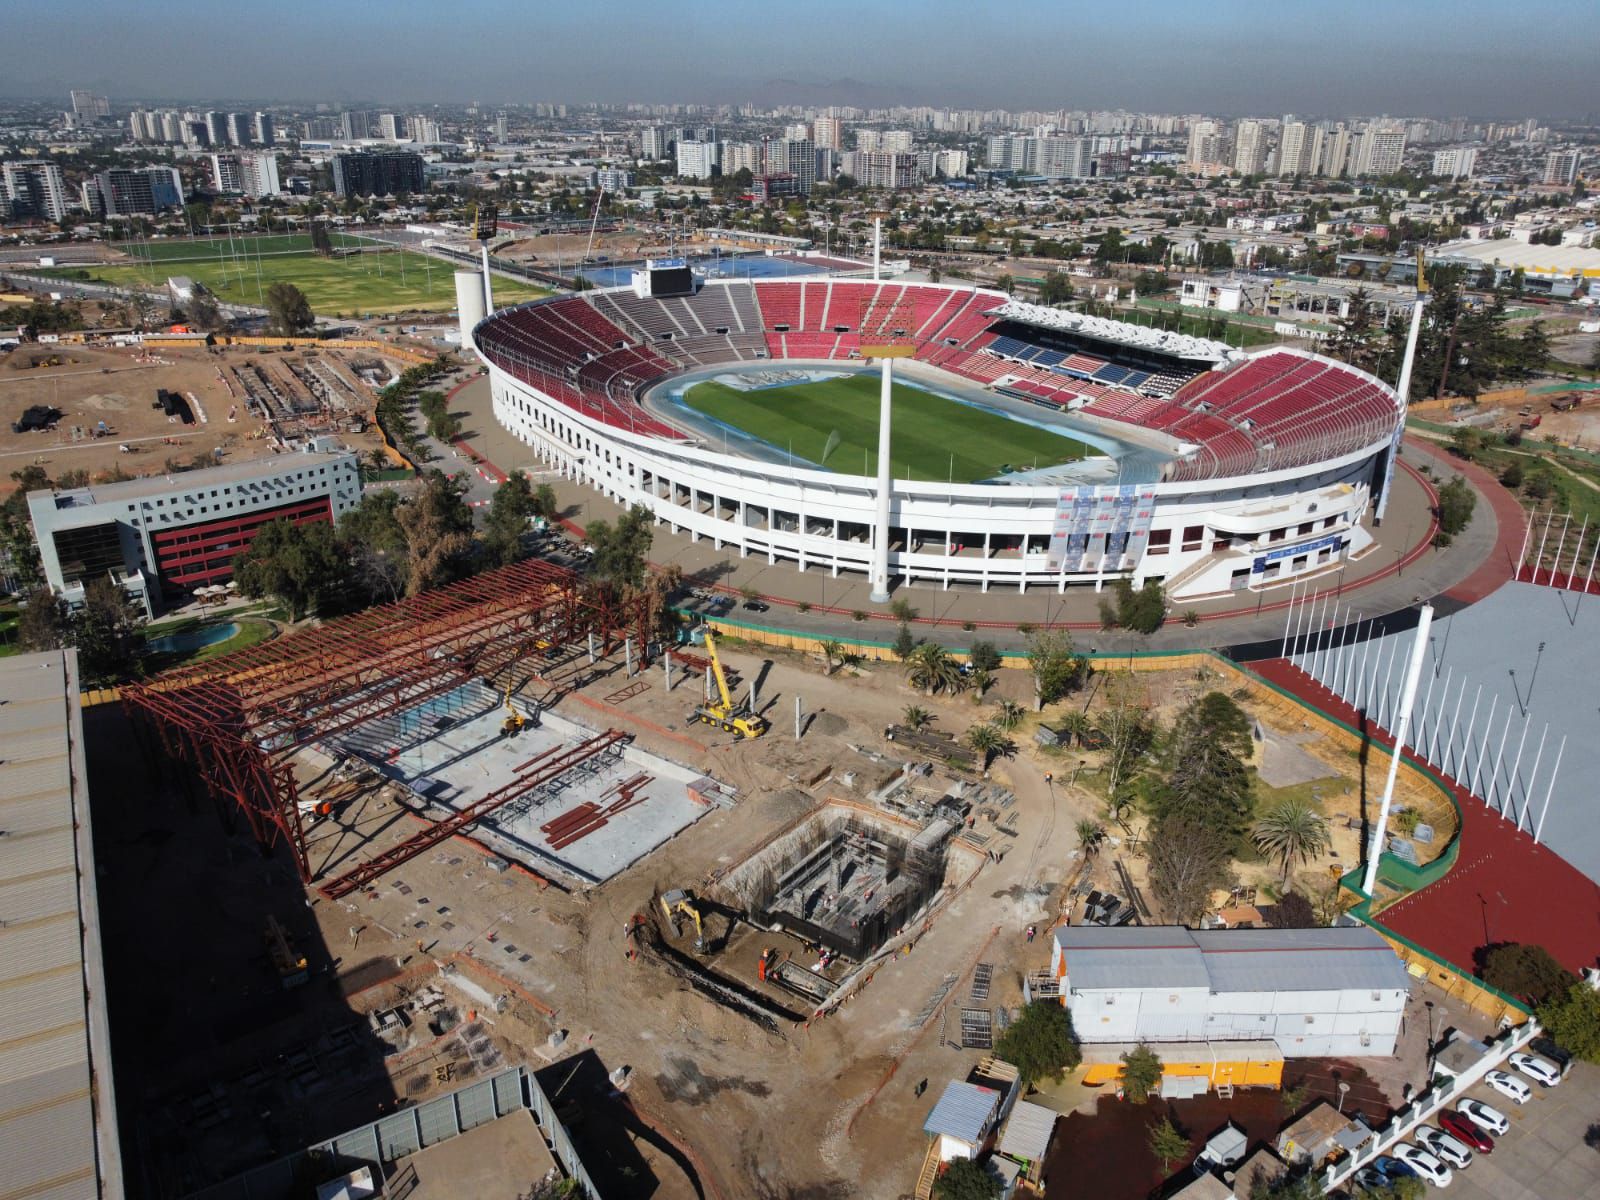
[689,629,769,739]
[501,680,527,737]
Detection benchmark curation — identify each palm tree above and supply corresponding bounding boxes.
[1056,710,1093,747]
[966,723,1013,771]
[1252,799,1332,884]
[1076,819,1107,855]
[902,704,932,731]
[968,667,993,701]
[994,699,1025,732]
[905,643,961,695]
[819,638,845,676]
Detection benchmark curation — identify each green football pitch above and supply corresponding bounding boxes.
[682,372,1093,482]
[46,233,548,315]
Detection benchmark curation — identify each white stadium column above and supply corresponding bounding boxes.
[868,355,894,603]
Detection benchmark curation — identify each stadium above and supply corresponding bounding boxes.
[469,263,1403,599]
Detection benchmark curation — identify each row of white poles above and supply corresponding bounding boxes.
[1279,586,1566,847]
[1521,508,1600,594]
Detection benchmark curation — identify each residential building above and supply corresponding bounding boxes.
[1353,126,1406,177]
[404,116,441,144]
[675,140,719,179]
[2,161,71,223]
[94,166,185,215]
[640,126,671,159]
[27,450,362,615]
[1321,124,1352,178]
[1545,149,1582,186]
[1233,120,1269,175]
[225,112,252,147]
[205,111,229,148]
[1049,925,1410,1058]
[813,115,843,151]
[211,152,282,198]
[183,120,210,148]
[720,141,760,174]
[69,89,110,119]
[340,109,377,140]
[858,129,914,153]
[763,137,816,193]
[933,149,969,178]
[330,151,425,197]
[1277,121,1323,177]
[377,113,402,141]
[591,168,632,191]
[854,151,921,190]
[160,111,184,143]
[1432,146,1478,179]
[253,111,275,146]
[1187,119,1228,168]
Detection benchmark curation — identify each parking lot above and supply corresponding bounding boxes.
[1392,1059,1600,1199]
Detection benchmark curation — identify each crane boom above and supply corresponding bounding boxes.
[703,628,735,710]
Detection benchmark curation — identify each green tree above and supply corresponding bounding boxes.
[483,472,537,567]
[820,638,845,676]
[906,642,962,695]
[903,704,932,730]
[397,471,475,595]
[1537,980,1600,1061]
[966,723,1012,770]
[1434,476,1477,547]
[2,465,52,588]
[264,281,315,335]
[1111,577,1168,633]
[994,699,1025,731]
[233,518,342,620]
[16,586,68,652]
[338,490,410,603]
[968,640,1002,672]
[993,1000,1081,1087]
[1252,799,1332,883]
[531,482,558,520]
[1120,1043,1163,1104]
[1481,943,1577,1006]
[1266,892,1318,929]
[1038,270,1074,306]
[1076,819,1107,855]
[1159,691,1255,841]
[1449,425,1482,461]
[1149,1116,1188,1169]
[585,504,653,590]
[1027,630,1088,710]
[72,577,142,684]
[1146,813,1234,924]
[931,1157,1000,1200]
[893,621,917,661]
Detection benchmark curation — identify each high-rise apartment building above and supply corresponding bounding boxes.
[812,116,843,151]
[640,126,670,159]
[93,167,185,216]
[1186,119,1228,168]
[1544,149,1582,186]
[763,138,816,193]
[2,162,71,223]
[70,90,110,119]
[1276,122,1323,176]
[225,112,252,147]
[404,116,441,144]
[853,152,921,190]
[204,111,228,147]
[1352,126,1406,176]
[1321,125,1352,178]
[377,113,402,141]
[1233,120,1268,175]
[719,141,760,174]
[330,151,425,197]
[933,149,969,178]
[253,112,275,147]
[1431,147,1478,179]
[674,140,719,179]
[211,152,282,198]
[339,110,377,140]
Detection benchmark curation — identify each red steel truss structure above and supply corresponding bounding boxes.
[122,559,653,883]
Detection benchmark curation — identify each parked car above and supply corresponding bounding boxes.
[1393,1142,1454,1187]
[1439,1109,1494,1152]
[1415,1124,1473,1170]
[1371,1155,1418,1181]
[1485,1070,1532,1105]
[741,598,770,613]
[1528,1037,1575,1078]
[1508,1052,1562,1088]
[1457,1099,1510,1136]
[706,595,734,614]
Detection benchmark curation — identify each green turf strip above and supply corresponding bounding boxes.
[683,372,1092,482]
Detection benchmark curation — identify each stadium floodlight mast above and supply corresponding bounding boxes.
[1362,602,1433,895]
[1374,252,1428,523]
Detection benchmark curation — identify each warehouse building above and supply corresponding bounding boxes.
[1050,926,1410,1059]
[27,449,361,616]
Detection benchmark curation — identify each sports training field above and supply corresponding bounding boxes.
[682,372,1093,481]
[48,233,548,316]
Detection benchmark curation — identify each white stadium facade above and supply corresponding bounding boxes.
[467,265,1402,600]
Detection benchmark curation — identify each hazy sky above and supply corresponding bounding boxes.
[10,0,1598,118]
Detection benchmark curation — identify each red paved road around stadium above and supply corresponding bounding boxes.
[1252,656,1600,980]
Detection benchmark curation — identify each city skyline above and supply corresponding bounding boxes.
[7,0,1598,118]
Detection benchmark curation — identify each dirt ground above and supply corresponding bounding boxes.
[92,629,1455,1199]
[0,343,400,485]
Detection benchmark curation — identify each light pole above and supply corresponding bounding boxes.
[1337,1081,1351,1114]
[1527,641,1547,709]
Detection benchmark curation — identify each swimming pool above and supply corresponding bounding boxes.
[145,622,240,655]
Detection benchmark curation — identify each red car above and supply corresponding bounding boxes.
[1439,1109,1494,1153]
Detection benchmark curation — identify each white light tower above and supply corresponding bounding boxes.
[868,351,895,602]
[1362,603,1434,895]
[1376,254,1428,522]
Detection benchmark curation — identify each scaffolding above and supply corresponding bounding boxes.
[121,559,653,883]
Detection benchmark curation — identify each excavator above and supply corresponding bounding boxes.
[688,629,769,739]
[501,680,527,737]
[660,888,708,953]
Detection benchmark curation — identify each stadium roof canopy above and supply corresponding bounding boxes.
[991,299,1237,362]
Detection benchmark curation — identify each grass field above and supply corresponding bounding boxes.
[38,233,549,316]
[683,373,1094,481]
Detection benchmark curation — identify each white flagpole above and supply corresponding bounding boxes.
[1519,725,1549,835]
[1486,704,1516,816]
[1363,604,1434,895]
[1468,695,1498,797]
[1534,735,1567,844]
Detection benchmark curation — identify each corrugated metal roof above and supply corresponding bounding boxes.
[997,1099,1057,1162]
[0,652,120,1199]
[1057,925,1409,994]
[923,1080,999,1144]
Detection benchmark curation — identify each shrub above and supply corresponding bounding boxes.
[852,610,868,622]
[795,600,811,613]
